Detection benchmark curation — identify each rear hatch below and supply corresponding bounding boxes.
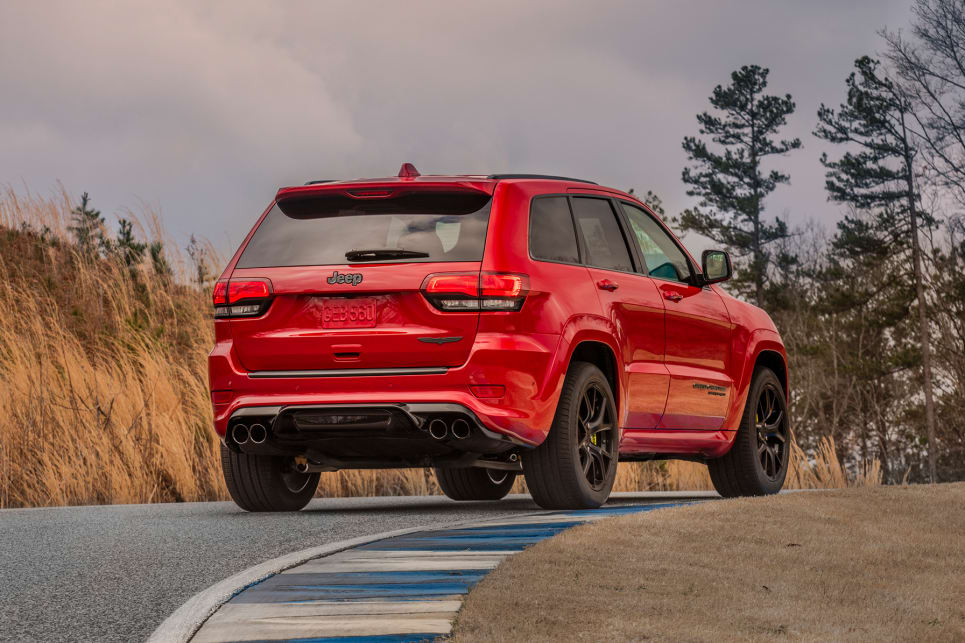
[224,185,493,373]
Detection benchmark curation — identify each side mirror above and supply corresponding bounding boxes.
[701,249,732,285]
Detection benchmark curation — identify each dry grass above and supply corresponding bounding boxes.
[0,186,882,508]
[453,483,965,642]
[0,188,224,506]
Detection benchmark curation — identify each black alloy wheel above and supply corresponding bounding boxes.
[524,361,620,509]
[756,382,788,480]
[707,367,790,497]
[577,381,617,491]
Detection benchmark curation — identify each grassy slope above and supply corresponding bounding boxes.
[453,484,965,642]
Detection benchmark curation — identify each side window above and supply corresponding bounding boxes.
[570,197,634,272]
[529,197,580,264]
[620,203,692,283]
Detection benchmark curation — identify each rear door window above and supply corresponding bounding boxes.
[529,196,580,264]
[237,191,491,268]
[570,197,634,272]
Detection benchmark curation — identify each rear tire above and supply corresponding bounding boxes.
[434,467,516,501]
[220,444,320,512]
[524,361,619,509]
[708,367,789,497]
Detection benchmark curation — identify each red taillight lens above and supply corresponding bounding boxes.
[214,279,273,318]
[212,281,228,306]
[227,280,270,304]
[479,273,525,297]
[423,273,479,297]
[421,272,529,312]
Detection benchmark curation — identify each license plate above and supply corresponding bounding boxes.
[321,298,378,328]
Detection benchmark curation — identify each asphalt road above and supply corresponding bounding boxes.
[0,492,709,642]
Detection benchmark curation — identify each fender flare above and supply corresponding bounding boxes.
[542,317,626,429]
[723,329,788,431]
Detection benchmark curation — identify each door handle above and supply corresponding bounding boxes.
[663,291,683,302]
[597,279,619,292]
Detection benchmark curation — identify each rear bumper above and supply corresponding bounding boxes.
[208,331,564,447]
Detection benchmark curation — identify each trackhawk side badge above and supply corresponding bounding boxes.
[328,270,363,286]
[693,382,728,397]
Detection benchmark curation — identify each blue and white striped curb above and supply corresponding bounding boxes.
[190,502,693,643]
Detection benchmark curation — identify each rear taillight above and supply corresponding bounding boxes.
[213,278,273,318]
[421,272,529,312]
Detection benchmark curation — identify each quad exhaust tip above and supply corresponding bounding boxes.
[428,418,448,440]
[451,418,471,440]
[249,423,267,444]
[232,424,249,445]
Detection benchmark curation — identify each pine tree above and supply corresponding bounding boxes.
[627,188,666,216]
[68,192,107,258]
[680,65,802,306]
[115,218,147,268]
[149,241,173,281]
[814,55,939,481]
[186,235,211,288]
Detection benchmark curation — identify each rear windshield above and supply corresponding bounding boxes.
[237,191,491,268]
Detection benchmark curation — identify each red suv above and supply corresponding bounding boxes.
[209,164,789,511]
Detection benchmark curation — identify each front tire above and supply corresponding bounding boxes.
[221,444,320,512]
[435,467,516,501]
[708,367,789,497]
[524,361,619,509]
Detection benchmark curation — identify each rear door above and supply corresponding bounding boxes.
[569,196,669,428]
[227,188,492,372]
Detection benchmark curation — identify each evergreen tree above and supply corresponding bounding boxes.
[814,55,939,481]
[627,188,666,216]
[68,192,107,258]
[641,190,665,217]
[186,235,211,288]
[115,218,147,268]
[680,65,802,306]
[149,241,173,281]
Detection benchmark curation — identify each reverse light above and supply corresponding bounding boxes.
[422,272,529,312]
[213,278,273,318]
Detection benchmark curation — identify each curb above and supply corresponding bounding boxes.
[150,495,716,642]
[147,516,512,643]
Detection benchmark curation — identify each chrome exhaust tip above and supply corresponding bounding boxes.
[248,423,267,444]
[428,418,449,440]
[294,461,310,474]
[451,418,471,439]
[232,424,250,445]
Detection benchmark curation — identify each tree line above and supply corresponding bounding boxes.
[658,0,965,482]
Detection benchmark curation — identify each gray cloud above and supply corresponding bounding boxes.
[0,0,914,256]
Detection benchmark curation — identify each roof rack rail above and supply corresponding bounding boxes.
[486,173,597,185]
[304,179,336,185]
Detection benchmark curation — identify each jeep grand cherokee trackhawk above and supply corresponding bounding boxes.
[209,164,790,511]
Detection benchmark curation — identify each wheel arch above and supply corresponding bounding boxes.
[722,330,788,432]
[754,349,788,400]
[568,339,620,412]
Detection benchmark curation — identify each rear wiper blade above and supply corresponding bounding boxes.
[345,248,431,262]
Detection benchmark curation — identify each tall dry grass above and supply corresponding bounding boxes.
[0,187,224,507]
[0,187,880,508]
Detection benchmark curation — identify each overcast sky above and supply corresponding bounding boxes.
[0,0,916,257]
